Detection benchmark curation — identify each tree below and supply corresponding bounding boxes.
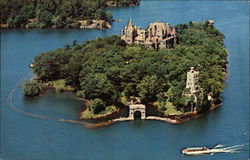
[81,73,117,103]
[95,9,107,20]
[37,11,53,27]
[137,75,161,102]
[89,98,105,114]
[72,40,77,46]
[33,49,72,81]
[106,11,113,21]
[51,15,66,28]
[20,5,35,19]
[22,80,44,97]
[1,0,118,28]
[64,44,70,49]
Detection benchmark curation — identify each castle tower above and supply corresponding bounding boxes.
[184,67,204,112]
[186,67,200,95]
[121,18,137,44]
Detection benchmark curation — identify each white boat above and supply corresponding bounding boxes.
[182,146,235,155]
[182,147,210,155]
[29,63,35,68]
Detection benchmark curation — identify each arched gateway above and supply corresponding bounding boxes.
[128,104,146,119]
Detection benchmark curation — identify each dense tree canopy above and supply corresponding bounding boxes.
[31,22,227,113]
[22,80,45,96]
[0,0,139,28]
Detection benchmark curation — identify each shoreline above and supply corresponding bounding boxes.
[58,103,222,129]
[79,107,120,121]
[0,18,126,30]
[1,19,112,30]
[41,84,222,127]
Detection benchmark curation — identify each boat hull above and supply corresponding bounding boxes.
[182,149,229,155]
[182,150,211,155]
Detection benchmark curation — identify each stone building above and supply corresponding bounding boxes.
[128,104,146,119]
[121,19,177,49]
[128,99,146,119]
[203,18,215,27]
[184,67,204,112]
[185,67,200,98]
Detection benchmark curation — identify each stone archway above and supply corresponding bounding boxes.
[133,111,142,119]
[128,104,146,120]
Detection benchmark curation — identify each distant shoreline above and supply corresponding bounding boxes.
[0,0,139,29]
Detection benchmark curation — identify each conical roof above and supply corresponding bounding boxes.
[128,18,133,26]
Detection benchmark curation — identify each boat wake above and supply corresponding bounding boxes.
[6,76,105,128]
[182,143,249,155]
[211,144,247,154]
[6,76,52,120]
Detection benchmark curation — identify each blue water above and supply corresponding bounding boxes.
[1,1,249,160]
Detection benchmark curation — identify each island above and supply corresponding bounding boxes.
[22,18,228,126]
[0,0,140,29]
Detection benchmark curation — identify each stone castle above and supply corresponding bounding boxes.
[121,19,177,49]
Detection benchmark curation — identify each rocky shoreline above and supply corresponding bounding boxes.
[78,20,112,29]
[0,19,112,29]
[106,0,140,7]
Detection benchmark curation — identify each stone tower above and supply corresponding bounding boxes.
[121,18,137,44]
[184,67,203,106]
[186,67,200,95]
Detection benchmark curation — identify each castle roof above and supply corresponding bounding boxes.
[128,18,133,26]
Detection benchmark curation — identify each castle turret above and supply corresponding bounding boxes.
[186,67,200,95]
[128,18,133,26]
[121,18,137,44]
[184,67,204,112]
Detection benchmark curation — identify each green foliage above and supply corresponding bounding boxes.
[81,73,118,103]
[32,23,227,113]
[0,0,125,28]
[48,79,74,93]
[80,105,117,119]
[158,101,167,111]
[109,0,140,6]
[22,80,45,97]
[76,90,86,98]
[137,75,163,102]
[37,11,53,27]
[33,49,72,82]
[89,98,105,114]
[165,101,183,115]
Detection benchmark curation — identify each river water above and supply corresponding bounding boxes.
[1,1,249,160]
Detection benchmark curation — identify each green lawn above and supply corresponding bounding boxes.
[80,106,118,119]
[157,101,183,116]
[164,101,183,116]
[48,79,74,92]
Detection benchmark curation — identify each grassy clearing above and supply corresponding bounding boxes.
[48,79,74,92]
[80,106,118,119]
[164,101,183,116]
[157,101,183,116]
